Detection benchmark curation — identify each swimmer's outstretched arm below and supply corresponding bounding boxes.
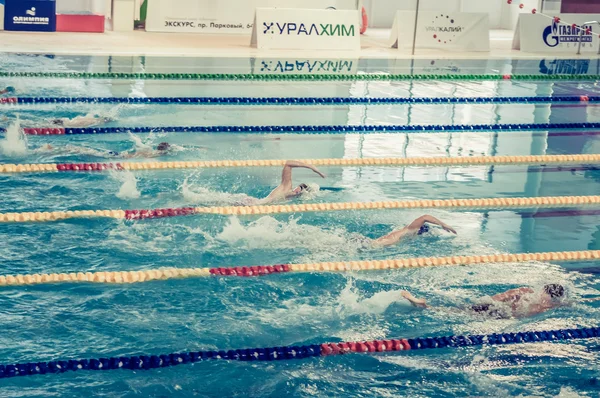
[406,215,457,234]
[400,290,428,309]
[280,160,326,189]
[373,215,456,247]
[491,287,534,303]
[261,161,326,204]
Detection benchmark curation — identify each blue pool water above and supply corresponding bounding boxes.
[0,54,599,397]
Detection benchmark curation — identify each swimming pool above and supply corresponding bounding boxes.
[0,54,599,397]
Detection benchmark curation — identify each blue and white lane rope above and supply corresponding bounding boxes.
[0,327,597,379]
[13,122,600,136]
[0,95,596,106]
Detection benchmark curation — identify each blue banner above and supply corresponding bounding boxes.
[4,0,56,32]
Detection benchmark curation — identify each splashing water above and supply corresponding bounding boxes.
[213,216,357,258]
[181,178,252,206]
[0,118,27,156]
[298,183,321,201]
[111,170,141,199]
[128,131,153,152]
[337,279,413,315]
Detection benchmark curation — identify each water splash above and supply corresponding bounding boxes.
[128,131,153,152]
[337,279,412,315]
[215,216,350,252]
[111,169,141,199]
[0,117,27,156]
[181,178,252,206]
[298,183,321,201]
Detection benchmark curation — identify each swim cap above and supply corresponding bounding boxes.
[157,142,171,151]
[418,224,430,235]
[5,86,15,93]
[108,151,119,156]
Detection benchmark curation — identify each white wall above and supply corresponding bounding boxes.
[364,0,503,29]
[499,0,539,30]
[462,0,501,29]
[56,0,106,14]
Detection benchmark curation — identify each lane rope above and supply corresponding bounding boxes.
[9,122,600,136]
[0,250,597,286]
[0,71,599,81]
[0,95,596,106]
[1,326,598,378]
[1,195,599,223]
[2,154,600,174]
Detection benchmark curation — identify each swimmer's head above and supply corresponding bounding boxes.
[544,284,565,300]
[417,224,430,235]
[470,303,491,313]
[5,86,15,94]
[292,183,309,195]
[156,142,171,152]
[51,119,64,126]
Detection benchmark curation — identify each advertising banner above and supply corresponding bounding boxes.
[513,14,600,53]
[390,11,490,52]
[4,0,56,32]
[250,8,359,51]
[145,0,357,34]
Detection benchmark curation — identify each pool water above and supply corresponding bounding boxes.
[0,54,599,397]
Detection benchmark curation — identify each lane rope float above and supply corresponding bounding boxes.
[8,122,600,136]
[0,326,598,378]
[2,154,600,174]
[0,195,599,223]
[0,250,597,287]
[0,95,596,106]
[0,71,599,81]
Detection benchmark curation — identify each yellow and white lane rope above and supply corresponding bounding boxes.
[1,154,600,174]
[0,250,597,287]
[0,195,599,223]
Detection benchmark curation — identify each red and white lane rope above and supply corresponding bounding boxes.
[0,195,598,223]
[1,154,600,174]
[0,250,597,286]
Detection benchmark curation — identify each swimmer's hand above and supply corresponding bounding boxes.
[316,170,326,178]
[400,290,428,308]
[441,223,457,235]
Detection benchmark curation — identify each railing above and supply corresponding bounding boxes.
[577,21,600,55]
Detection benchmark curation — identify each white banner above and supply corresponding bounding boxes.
[146,0,357,34]
[250,8,360,51]
[514,14,600,53]
[390,11,490,52]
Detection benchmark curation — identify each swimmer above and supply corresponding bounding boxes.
[34,143,105,157]
[36,142,174,159]
[373,215,456,247]
[237,160,326,205]
[0,86,15,96]
[51,113,113,128]
[115,142,174,158]
[349,215,456,248]
[400,284,567,319]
